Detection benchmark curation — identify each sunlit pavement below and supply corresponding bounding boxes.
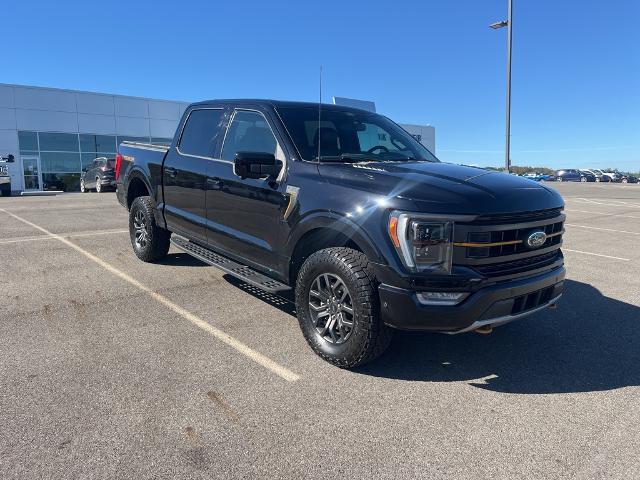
[1,182,639,479]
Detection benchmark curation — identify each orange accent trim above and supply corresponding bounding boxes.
[389,217,400,248]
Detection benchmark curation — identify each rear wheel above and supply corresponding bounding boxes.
[580,176,587,182]
[129,196,171,262]
[295,247,393,368]
[557,176,563,182]
[622,178,628,184]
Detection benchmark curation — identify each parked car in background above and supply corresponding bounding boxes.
[523,172,544,182]
[601,170,621,182]
[581,168,610,182]
[0,154,14,197]
[556,169,590,182]
[618,172,638,184]
[541,174,555,181]
[80,157,116,193]
[577,170,596,182]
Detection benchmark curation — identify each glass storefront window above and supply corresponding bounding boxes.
[38,132,79,152]
[18,131,39,151]
[40,152,81,173]
[117,136,150,147]
[42,173,80,192]
[80,134,116,153]
[151,137,173,146]
[82,152,114,169]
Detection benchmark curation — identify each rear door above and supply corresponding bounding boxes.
[205,107,289,271]
[162,107,225,243]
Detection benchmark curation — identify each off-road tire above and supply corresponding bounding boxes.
[129,196,171,262]
[295,247,393,368]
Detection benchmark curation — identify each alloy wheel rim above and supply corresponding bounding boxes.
[308,273,355,345]
[80,180,85,192]
[133,210,149,249]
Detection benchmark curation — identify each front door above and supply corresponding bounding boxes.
[206,108,289,272]
[22,156,42,191]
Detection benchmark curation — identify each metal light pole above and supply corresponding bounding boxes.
[490,0,513,173]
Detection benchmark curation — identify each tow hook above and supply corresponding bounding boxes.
[474,325,493,335]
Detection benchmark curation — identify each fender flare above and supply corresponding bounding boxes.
[285,211,387,266]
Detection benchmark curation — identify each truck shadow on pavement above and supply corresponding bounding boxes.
[226,274,639,394]
[355,279,640,394]
[156,253,211,267]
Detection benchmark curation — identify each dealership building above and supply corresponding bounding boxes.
[0,83,435,193]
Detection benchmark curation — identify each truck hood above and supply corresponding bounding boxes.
[317,161,564,214]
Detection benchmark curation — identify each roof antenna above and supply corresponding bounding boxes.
[317,65,322,161]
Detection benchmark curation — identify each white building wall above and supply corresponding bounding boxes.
[400,123,436,154]
[0,83,189,192]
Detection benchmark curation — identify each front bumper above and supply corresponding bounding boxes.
[379,266,565,333]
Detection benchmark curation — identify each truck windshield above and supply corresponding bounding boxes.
[276,106,439,163]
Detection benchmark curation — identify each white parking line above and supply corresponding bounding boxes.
[562,249,630,261]
[564,209,640,220]
[565,198,640,208]
[565,224,640,236]
[0,229,128,245]
[0,208,300,383]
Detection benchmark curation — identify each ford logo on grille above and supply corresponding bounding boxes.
[526,231,547,249]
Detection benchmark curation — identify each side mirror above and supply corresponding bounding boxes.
[6,154,14,163]
[233,152,281,180]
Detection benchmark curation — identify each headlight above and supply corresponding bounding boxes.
[388,211,454,274]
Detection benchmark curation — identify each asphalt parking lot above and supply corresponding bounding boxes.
[1,182,639,479]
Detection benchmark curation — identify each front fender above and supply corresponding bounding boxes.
[285,211,388,266]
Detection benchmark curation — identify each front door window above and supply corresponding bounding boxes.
[22,156,41,190]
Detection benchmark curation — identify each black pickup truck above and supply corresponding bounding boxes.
[116,99,565,367]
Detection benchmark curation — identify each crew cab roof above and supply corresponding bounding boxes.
[187,99,375,114]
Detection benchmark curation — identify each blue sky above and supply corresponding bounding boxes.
[4,0,639,170]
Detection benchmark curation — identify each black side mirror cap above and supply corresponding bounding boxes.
[233,151,281,180]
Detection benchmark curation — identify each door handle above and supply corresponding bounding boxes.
[207,177,223,189]
[165,167,177,178]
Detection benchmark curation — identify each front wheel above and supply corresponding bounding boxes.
[95,179,102,193]
[622,178,628,184]
[557,177,563,182]
[295,247,393,368]
[580,176,587,182]
[129,196,171,262]
[80,179,86,193]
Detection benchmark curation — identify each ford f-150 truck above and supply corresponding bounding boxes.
[116,100,565,368]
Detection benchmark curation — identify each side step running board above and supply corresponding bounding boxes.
[171,236,291,293]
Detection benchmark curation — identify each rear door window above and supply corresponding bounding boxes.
[179,108,224,158]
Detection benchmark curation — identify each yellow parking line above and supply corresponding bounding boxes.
[0,208,301,383]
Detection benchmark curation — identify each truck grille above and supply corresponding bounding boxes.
[454,210,565,279]
[472,251,562,278]
[466,220,564,259]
